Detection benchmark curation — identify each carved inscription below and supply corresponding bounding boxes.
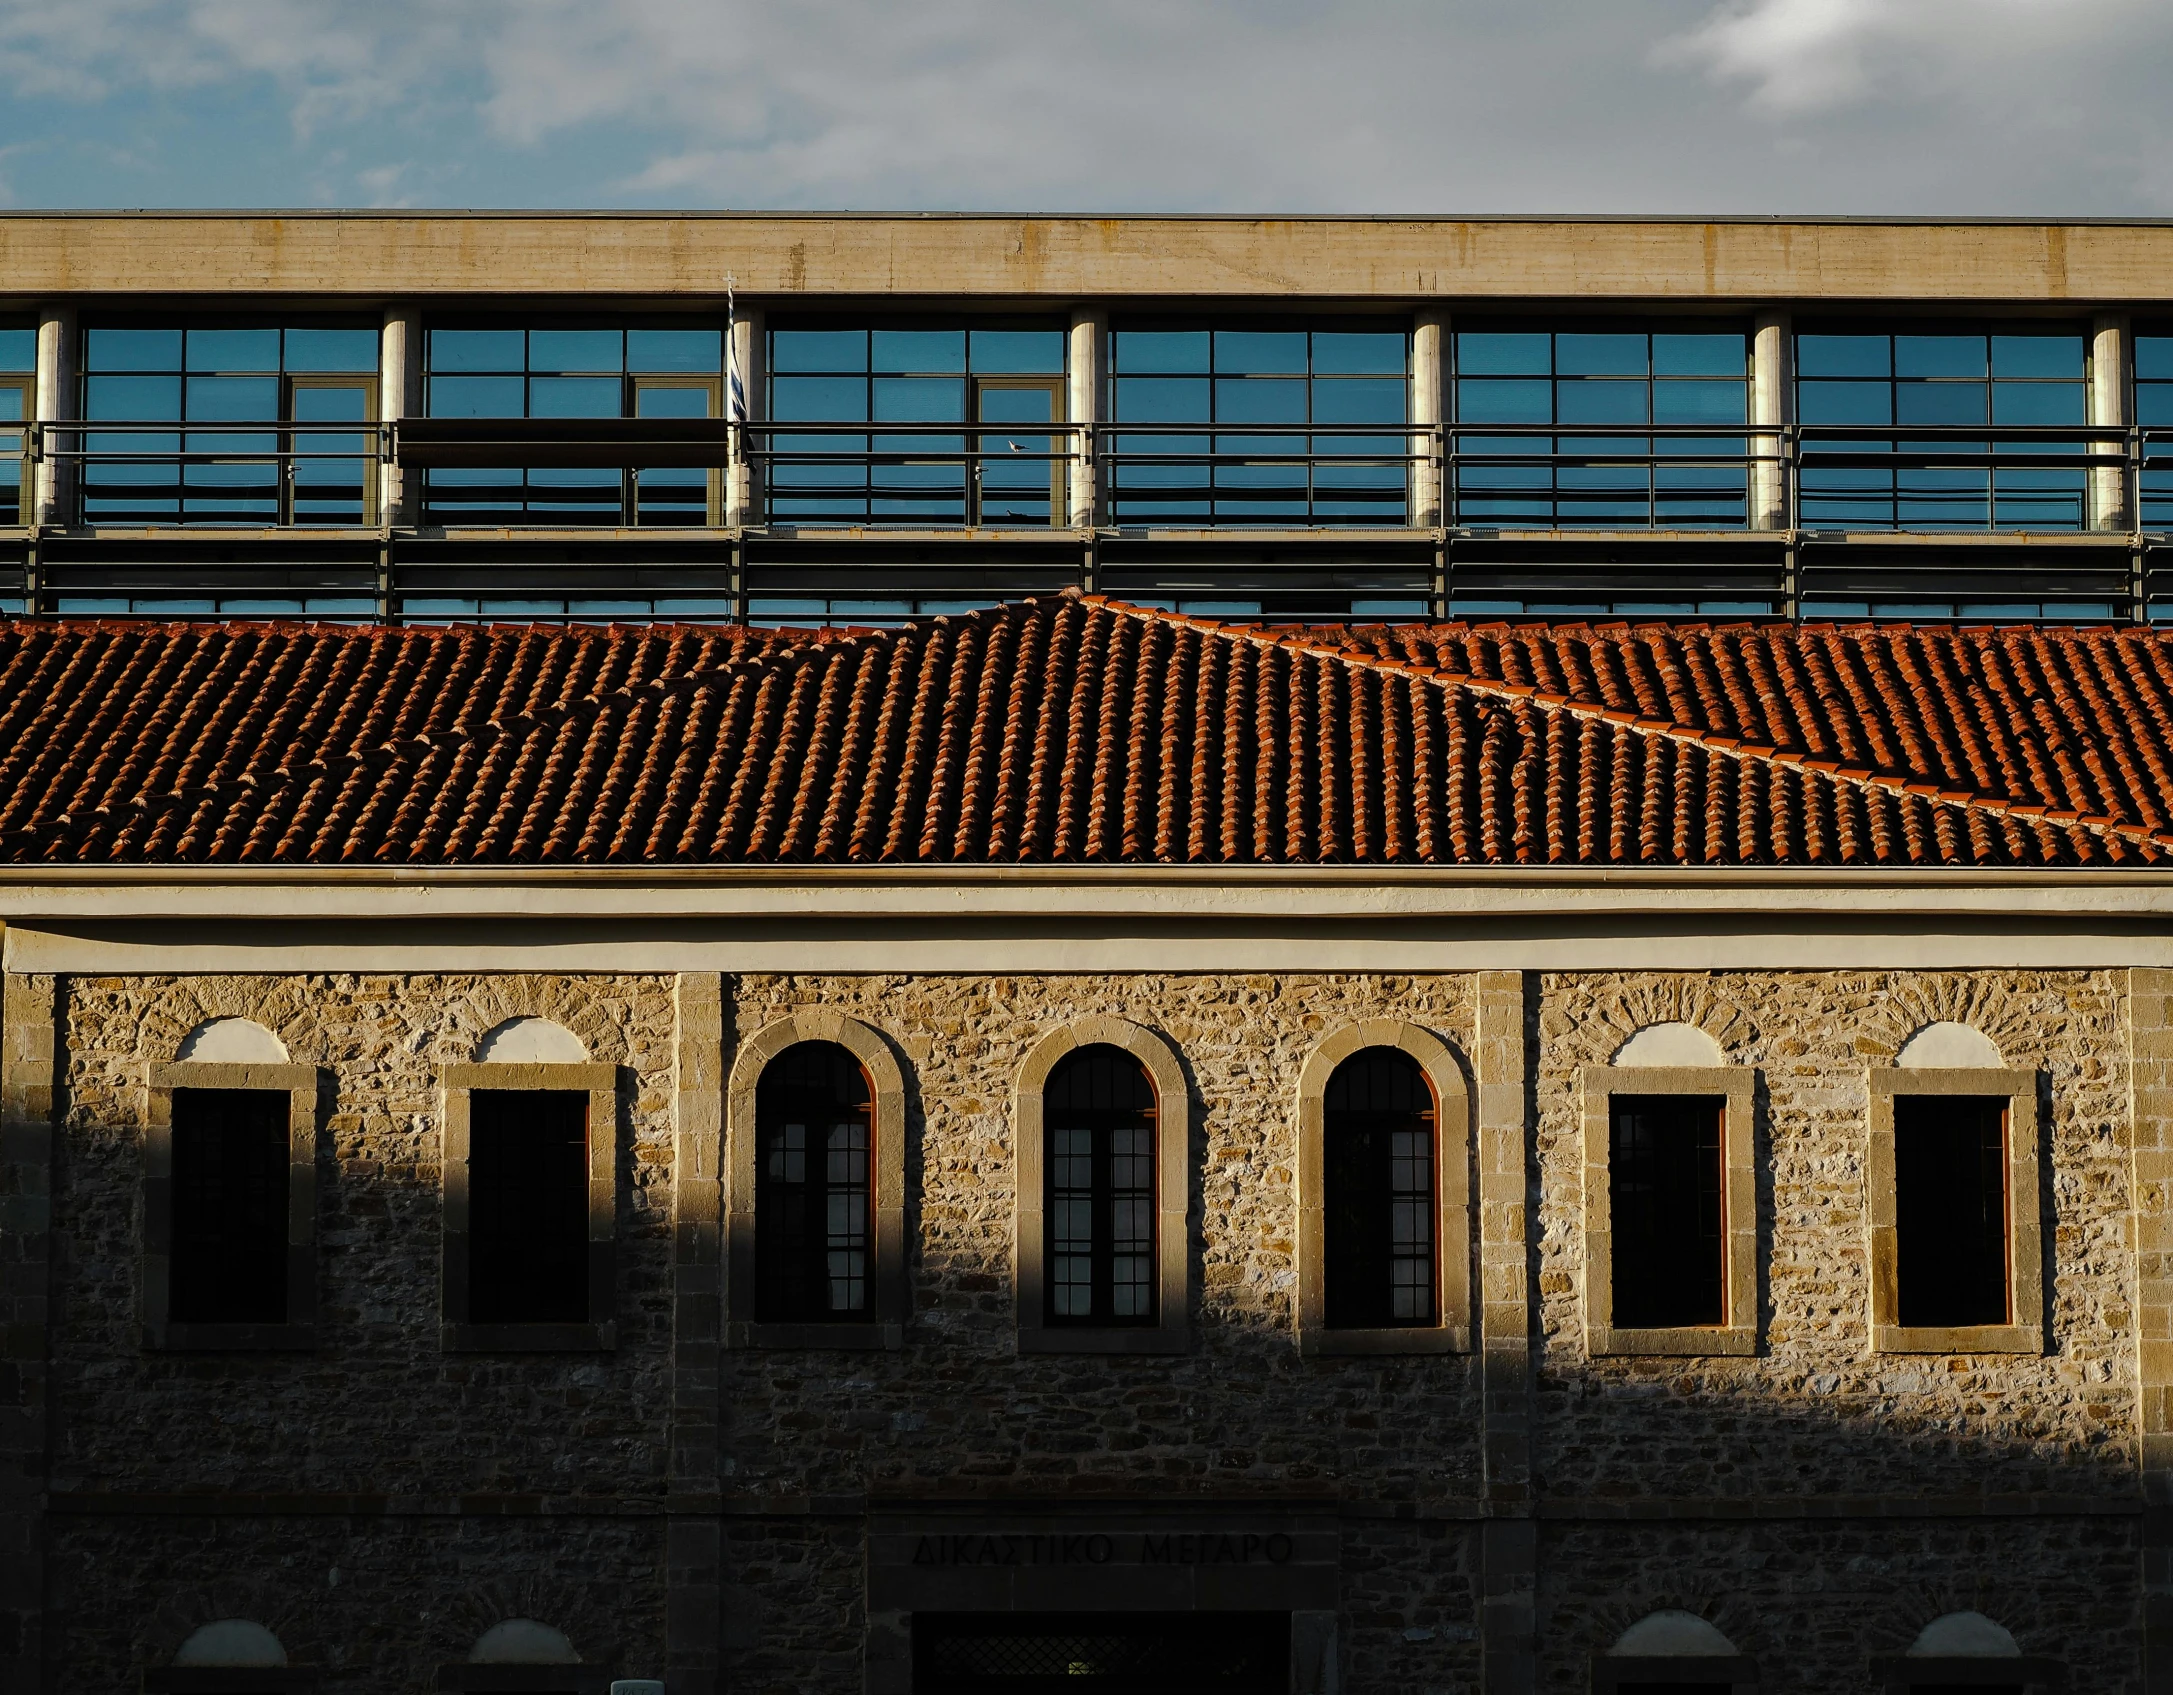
[910,1531,1295,1567]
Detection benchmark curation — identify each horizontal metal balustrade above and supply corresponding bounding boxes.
[2,419,2165,624]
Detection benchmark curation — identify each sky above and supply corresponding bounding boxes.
[0,0,2169,214]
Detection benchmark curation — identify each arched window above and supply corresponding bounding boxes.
[1044,1045,1158,1327]
[1323,1047,1436,1329]
[755,1041,875,1323]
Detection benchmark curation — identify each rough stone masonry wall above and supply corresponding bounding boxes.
[721,971,1484,1503]
[1531,969,2135,1505]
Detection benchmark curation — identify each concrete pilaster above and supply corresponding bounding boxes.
[668,972,726,1695]
[1067,309,1105,529]
[1750,312,1791,532]
[0,969,57,1695]
[2134,969,2173,1693]
[726,311,765,529]
[31,308,74,530]
[378,305,421,528]
[1411,311,1447,529]
[1475,969,1535,1695]
[2091,313,2133,533]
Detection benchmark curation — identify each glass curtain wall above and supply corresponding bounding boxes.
[1450,327,1749,528]
[0,327,31,529]
[1107,327,1407,525]
[81,326,379,526]
[1795,327,2087,529]
[765,327,1067,525]
[2138,333,2173,530]
[424,326,722,526]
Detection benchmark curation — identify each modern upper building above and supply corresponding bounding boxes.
[1,214,2171,1695]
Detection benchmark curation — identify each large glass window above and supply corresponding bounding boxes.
[1322,1048,1436,1328]
[766,325,1067,525]
[424,324,722,526]
[1044,1045,1158,1326]
[1108,326,1406,525]
[2138,332,2173,530]
[80,324,379,526]
[1452,326,1749,529]
[1795,327,2087,529]
[0,326,31,530]
[754,1041,874,1323]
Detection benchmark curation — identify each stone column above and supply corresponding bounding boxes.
[726,310,764,529]
[2133,969,2173,1694]
[1068,308,1106,529]
[1475,969,1535,1695]
[667,972,726,1695]
[1750,312,1792,531]
[1411,310,1448,528]
[2091,313,2133,533]
[0,969,58,1695]
[378,305,422,528]
[31,307,75,529]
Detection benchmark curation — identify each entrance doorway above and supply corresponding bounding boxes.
[972,377,1065,525]
[913,1613,1288,1695]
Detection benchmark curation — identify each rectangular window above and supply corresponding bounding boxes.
[1048,1121,1156,1323]
[1606,1095,1726,1329]
[1108,325,1407,525]
[1796,326,2087,531]
[0,325,30,530]
[2139,332,2173,531]
[80,323,378,526]
[168,1088,289,1324]
[467,1090,590,1325]
[1452,325,1748,529]
[1894,1095,2009,1328]
[766,325,1066,525]
[424,323,722,526]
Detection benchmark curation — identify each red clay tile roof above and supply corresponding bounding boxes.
[0,597,2168,868]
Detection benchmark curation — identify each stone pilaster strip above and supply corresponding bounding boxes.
[668,971,726,1695]
[2135,968,2173,1694]
[1475,969,1535,1695]
[0,972,58,1695]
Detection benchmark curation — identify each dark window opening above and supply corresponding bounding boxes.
[755,1040,874,1322]
[1895,1094,2010,1328]
[1913,1687,2023,1695]
[1322,1046,1437,1327]
[914,1612,1289,1695]
[1608,1094,1726,1328]
[468,1089,590,1325]
[169,1088,290,1324]
[1045,1045,1158,1327]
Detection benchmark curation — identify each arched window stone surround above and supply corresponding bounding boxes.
[143,1033,320,1351]
[1866,1028,2043,1356]
[1870,1609,2060,1691]
[1591,1608,1756,1690]
[725,1009,907,1350]
[1014,1015,1190,1355]
[474,1017,589,1065]
[434,1618,610,1694]
[1294,1020,1471,1355]
[1581,1024,1759,1358]
[147,1618,323,1692]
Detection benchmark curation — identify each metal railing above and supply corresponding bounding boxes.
[16,418,2166,534]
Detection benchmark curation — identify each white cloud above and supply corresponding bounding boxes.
[0,0,2171,212]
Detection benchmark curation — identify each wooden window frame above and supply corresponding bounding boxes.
[1867,1066,2044,1355]
[285,372,379,526]
[631,374,722,526]
[1015,1015,1190,1355]
[142,1060,319,1351]
[1581,1064,1758,1357]
[440,1061,620,1352]
[725,1010,907,1350]
[0,373,30,528]
[1295,1020,1472,1355]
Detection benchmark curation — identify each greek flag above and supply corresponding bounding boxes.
[726,280,748,425]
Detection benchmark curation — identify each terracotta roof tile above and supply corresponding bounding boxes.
[0,600,2166,869]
